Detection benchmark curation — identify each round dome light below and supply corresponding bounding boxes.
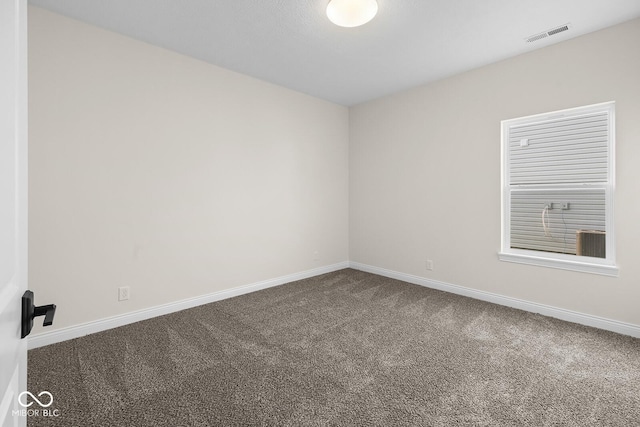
[326,0,378,28]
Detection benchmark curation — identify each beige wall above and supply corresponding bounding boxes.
[350,18,640,325]
[29,6,640,335]
[28,7,349,332]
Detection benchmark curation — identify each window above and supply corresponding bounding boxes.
[499,102,617,276]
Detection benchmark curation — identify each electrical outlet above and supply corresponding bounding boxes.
[426,259,434,271]
[118,286,130,301]
[313,250,319,261]
[561,202,570,210]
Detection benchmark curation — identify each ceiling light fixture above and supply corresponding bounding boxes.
[326,0,378,28]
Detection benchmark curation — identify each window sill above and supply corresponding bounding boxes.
[498,251,619,277]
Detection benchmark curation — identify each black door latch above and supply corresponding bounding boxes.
[21,290,56,339]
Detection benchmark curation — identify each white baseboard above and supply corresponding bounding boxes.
[349,261,640,339]
[29,260,639,349]
[28,262,350,349]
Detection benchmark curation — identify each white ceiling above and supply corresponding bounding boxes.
[28,0,640,106]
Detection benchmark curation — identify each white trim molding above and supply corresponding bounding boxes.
[28,262,349,349]
[498,251,619,277]
[349,261,640,339]
[29,260,639,349]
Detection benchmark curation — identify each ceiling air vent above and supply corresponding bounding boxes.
[525,23,571,43]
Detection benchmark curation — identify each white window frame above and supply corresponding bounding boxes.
[499,102,618,277]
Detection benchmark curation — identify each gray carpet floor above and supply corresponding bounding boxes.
[28,269,640,426]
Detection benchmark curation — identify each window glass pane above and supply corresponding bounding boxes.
[508,112,609,185]
[510,188,605,258]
